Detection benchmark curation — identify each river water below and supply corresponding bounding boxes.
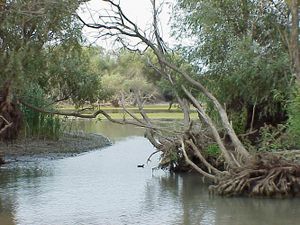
[0,120,300,225]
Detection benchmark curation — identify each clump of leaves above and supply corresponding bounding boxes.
[229,107,248,135]
[257,124,289,152]
[205,144,221,157]
[287,88,300,147]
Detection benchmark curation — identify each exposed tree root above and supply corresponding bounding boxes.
[210,153,300,197]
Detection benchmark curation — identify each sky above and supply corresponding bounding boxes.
[77,0,175,49]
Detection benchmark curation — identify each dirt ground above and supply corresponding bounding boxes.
[0,133,111,161]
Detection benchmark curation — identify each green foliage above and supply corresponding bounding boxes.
[0,1,109,141]
[173,0,292,128]
[21,84,62,140]
[99,50,159,104]
[205,144,221,157]
[46,45,103,106]
[257,124,289,152]
[0,0,104,105]
[229,107,248,135]
[0,0,83,80]
[287,88,300,147]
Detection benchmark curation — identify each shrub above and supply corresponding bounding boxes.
[205,144,221,157]
[287,88,300,147]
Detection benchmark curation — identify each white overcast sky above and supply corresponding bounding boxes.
[77,0,175,49]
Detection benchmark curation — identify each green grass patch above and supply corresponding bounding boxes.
[57,104,198,120]
[97,112,198,120]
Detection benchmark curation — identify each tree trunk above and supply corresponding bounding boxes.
[0,81,22,141]
[291,0,300,84]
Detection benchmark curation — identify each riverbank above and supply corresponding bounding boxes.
[0,132,111,162]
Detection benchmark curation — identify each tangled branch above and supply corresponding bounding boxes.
[0,115,13,135]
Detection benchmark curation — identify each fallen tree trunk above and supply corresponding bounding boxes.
[19,0,295,197]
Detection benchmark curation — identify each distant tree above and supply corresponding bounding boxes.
[99,50,159,106]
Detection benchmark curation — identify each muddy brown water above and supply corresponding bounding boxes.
[0,119,300,225]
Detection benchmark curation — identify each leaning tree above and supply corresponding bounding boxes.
[72,0,300,197]
[0,0,103,140]
[2,0,299,196]
[22,0,299,197]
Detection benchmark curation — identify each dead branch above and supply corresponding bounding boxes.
[77,0,250,173]
[19,99,156,130]
[181,85,236,167]
[181,138,216,181]
[147,150,161,163]
[0,115,13,135]
[120,92,145,125]
[186,139,223,175]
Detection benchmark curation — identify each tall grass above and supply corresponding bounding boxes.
[21,84,62,140]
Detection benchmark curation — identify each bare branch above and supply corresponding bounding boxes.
[181,85,236,167]
[181,139,216,181]
[120,92,145,124]
[19,99,156,130]
[186,139,223,175]
[0,115,13,135]
[147,150,160,163]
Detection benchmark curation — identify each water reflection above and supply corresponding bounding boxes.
[65,119,145,142]
[141,172,300,225]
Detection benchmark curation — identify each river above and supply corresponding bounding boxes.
[0,120,300,225]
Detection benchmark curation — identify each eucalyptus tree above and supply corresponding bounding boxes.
[172,0,295,132]
[70,0,300,196]
[0,0,103,139]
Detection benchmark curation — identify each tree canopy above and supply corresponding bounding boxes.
[172,0,294,131]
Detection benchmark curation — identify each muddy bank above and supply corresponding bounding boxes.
[0,133,111,162]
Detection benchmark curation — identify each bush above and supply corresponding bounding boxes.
[229,107,248,135]
[205,144,221,157]
[287,88,300,147]
[257,124,289,152]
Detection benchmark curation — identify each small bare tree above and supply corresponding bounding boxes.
[77,0,249,164]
